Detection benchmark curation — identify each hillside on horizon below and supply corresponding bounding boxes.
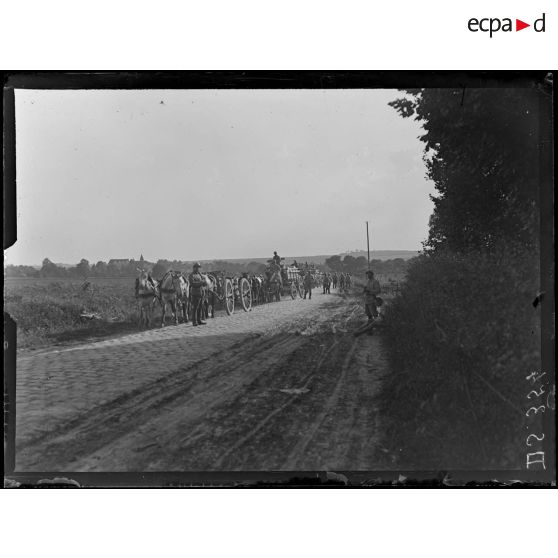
[210,250,419,266]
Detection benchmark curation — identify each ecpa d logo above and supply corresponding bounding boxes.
[468,13,546,37]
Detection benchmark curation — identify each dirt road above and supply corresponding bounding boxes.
[14,293,389,472]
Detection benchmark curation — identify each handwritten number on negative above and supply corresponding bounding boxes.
[527,385,545,399]
[526,433,545,447]
[526,405,546,417]
[526,371,546,384]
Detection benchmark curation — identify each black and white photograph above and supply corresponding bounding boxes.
[3,72,554,486]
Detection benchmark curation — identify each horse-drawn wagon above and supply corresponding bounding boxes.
[135,266,252,328]
[202,270,252,317]
[136,257,312,329]
[261,260,304,302]
[282,265,304,299]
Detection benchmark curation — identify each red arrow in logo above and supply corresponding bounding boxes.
[516,19,530,31]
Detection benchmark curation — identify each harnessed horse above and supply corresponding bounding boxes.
[194,272,218,319]
[135,268,159,328]
[249,274,265,305]
[266,268,283,302]
[159,271,189,326]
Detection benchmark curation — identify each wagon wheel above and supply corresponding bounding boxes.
[239,277,252,312]
[224,278,235,315]
[290,282,297,299]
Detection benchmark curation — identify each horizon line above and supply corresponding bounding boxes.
[6,248,421,268]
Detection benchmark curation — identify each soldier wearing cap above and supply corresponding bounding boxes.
[332,272,338,289]
[272,251,282,266]
[363,270,381,321]
[188,262,206,326]
[302,269,313,300]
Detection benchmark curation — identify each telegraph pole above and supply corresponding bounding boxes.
[366,221,370,270]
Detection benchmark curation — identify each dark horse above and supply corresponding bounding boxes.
[250,274,265,305]
[265,266,282,302]
[135,269,159,328]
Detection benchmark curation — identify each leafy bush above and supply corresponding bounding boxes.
[381,244,540,469]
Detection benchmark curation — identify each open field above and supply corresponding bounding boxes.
[5,276,187,350]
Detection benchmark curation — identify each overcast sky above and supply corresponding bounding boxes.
[8,88,434,266]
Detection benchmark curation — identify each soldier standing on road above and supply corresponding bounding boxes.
[332,273,337,289]
[303,270,313,300]
[363,270,381,321]
[188,262,206,326]
[322,273,331,294]
[339,273,345,291]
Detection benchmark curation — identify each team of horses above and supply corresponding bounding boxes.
[135,269,217,328]
[249,266,302,304]
[136,269,185,328]
[136,267,260,328]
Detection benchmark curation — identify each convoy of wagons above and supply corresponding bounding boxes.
[136,259,336,327]
[204,261,316,316]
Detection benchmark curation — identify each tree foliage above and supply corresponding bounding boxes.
[389,87,540,253]
[75,258,90,278]
[324,254,410,276]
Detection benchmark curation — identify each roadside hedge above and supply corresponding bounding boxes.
[380,243,540,469]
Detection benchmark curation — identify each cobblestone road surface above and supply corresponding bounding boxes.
[15,297,326,453]
[13,293,389,473]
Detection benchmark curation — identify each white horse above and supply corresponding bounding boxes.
[177,274,190,323]
[199,273,218,319]
[159,271,189,326]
